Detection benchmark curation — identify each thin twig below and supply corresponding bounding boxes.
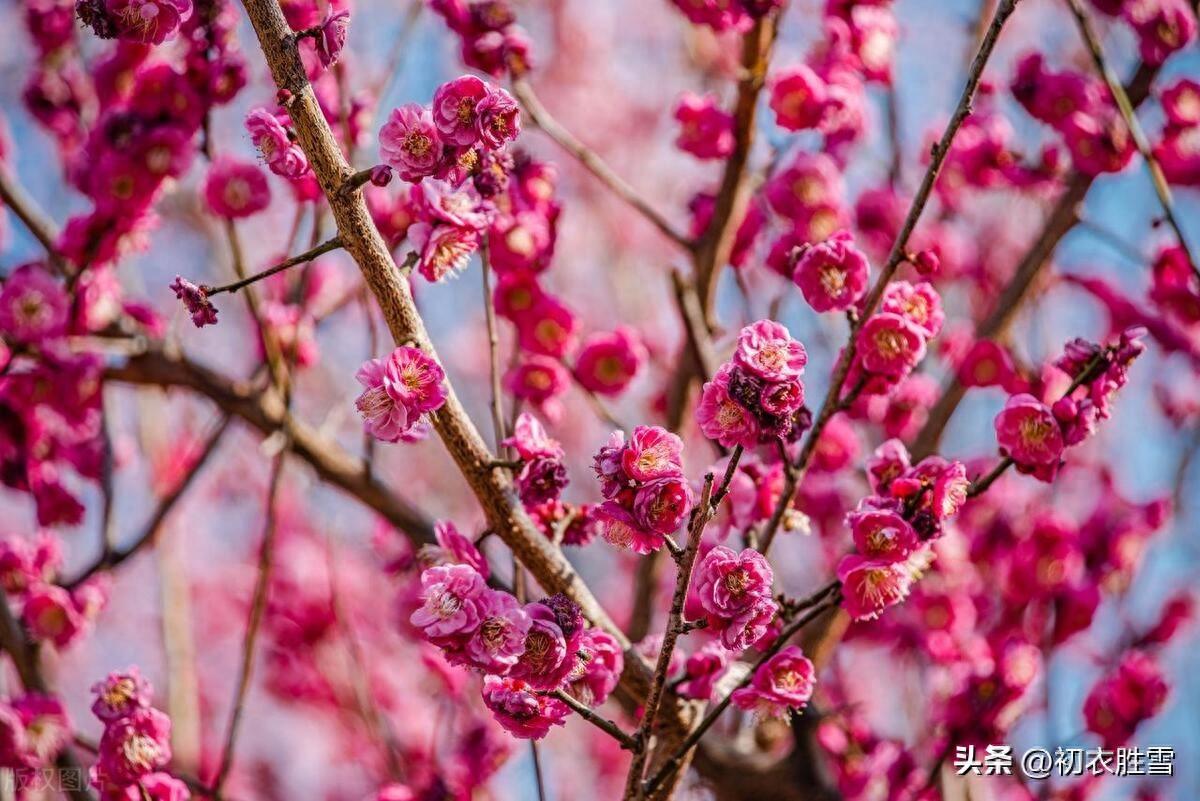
[625,474,717,797]
[626,446,745,798]
[211,453,285,793]
[0,167,65,272]
[480,239,508,450]
[63,414,233,590]
[552,690,637,749]
[204,236,343,296]
[1064,0,1200,280]
[511,79,691,251]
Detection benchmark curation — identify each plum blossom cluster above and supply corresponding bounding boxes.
[836,439,970,620]
[1010,52,1136,177]
[850,279,945,397]
[371,76,522,283]
[1,534,107,648]
[501,412,569,507]
[994,327,1146,481]
[731,646,816,719]
[486,157,646,417]
[355,345,448,443]
[379,74,520,185]
[46,0,247,267]
[1083,650,1169,748]
[1153,77,1200,186]
[1090,0,1197,66]
[592,426,694,554]
[0,262,134,525]
[409,562,622,739]
[691,546,778,650]
[697,319,811,448]
[88,668,189,800]
[0,693,72,778]
[426,0,534,77]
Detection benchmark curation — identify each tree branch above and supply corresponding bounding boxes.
[104,345,435,543]
[235,0,672,745]
[511,79,692,251]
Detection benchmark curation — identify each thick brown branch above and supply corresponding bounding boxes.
[0,167,63,269]
[236,0,669,741]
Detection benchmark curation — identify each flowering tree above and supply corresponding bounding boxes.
[0,0,1198,798]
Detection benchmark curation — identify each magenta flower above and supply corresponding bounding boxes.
[168,276,218,328]
[429,520,490,577]
[855,313,927,376]
[21,583,83,648]
[632,477,694,535]
[595,502,665,555]
[793,230,870,313]
[410,564,487,641]
[102,0,192,45]
[696,364,762,449]
[464,589,531,674]
[734,319,808,381]
[715,596,777,652]
[380,103,444,183]
[880,281,944,338]
[621,425,685,483]
[432,75,490,146]
[245,108,309,178]
[769,65,828,131]
[315,8,350,68]
[1124,0,1196,65]
[1083,650,1169,747]
[694,546,774,618]
[202,158,270,219]
[957,340,1018,389]
[410,222,480,282]
[0,263,69,343]
[673,92,734,160]
[386,346,448,415]
[994,393,1065,468]
[764,151,845,223]
[567,629,624,706]
[676,643,729,701]
[10,694,71,766]
[847,509,918,562]
[96,708,172,784]
[502,412,562,460]
[510,602,572,690]
[90,667,152,723]
[1061,112,1135,176]
[504,356,569,407]
[475,87,521,149]
[481,676,569,740]
[731,646,815,718]
[837,553,916,621]
[1161,78,1200,126]
[355,356,412,443]
[573,328,645,396]
[514,294,578,358]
